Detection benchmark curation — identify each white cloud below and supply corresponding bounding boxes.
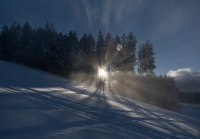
[168,68,200,92]
[167,68,200,78]
[167,68,191,77]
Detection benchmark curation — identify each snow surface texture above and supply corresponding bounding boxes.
[0,60,200,139]
[179,103,200,121]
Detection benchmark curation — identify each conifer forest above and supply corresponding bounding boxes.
[1,21,197,111]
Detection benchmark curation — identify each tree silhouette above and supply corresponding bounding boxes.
[138,40,156,74]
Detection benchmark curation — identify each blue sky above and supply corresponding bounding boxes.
[0,0,200,76]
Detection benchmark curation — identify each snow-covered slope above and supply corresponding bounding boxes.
[179,103,200,120]
[0,60,200,139]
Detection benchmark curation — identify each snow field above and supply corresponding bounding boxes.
[0,60,200,139]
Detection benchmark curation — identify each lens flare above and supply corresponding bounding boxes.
[116,44,123,51]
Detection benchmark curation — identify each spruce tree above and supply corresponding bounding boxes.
[8,22,18,62]
[105,32,114,67]
[138,40,156,74]
[126,32,137,73]
[67,30,79,71]
[15,23,22,63]
[96,30,105,68]
[36,27,45,70]
[87,32,96,72]
[56,32,64,67]
[113,34,121,72]
[120,33,127,72]
[56,32,66,75]
[44,21,51,58]
[87,32,95,59]
[105,32,114,91]
[79,33,89,72]
[31,29,38,68]
[48,23,57,72]
[0,23,9,61]
[21,22,32,66]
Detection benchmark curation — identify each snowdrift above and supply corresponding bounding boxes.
[0,60,199,139]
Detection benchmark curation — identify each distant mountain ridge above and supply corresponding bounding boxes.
[174,75,200,92]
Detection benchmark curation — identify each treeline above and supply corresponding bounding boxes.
[0,21,80,75]
[177,90,200,105]
[0,21,156,75]
[109,73,178,111]
[0,21,178,111]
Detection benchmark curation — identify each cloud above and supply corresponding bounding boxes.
[167,68,200,78]
[168,68,200,92]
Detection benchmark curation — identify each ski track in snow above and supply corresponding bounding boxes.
[0,60,200,139]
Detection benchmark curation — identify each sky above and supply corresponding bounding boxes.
[0,0,200,76]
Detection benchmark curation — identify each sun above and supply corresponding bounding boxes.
[99,69,106,77]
